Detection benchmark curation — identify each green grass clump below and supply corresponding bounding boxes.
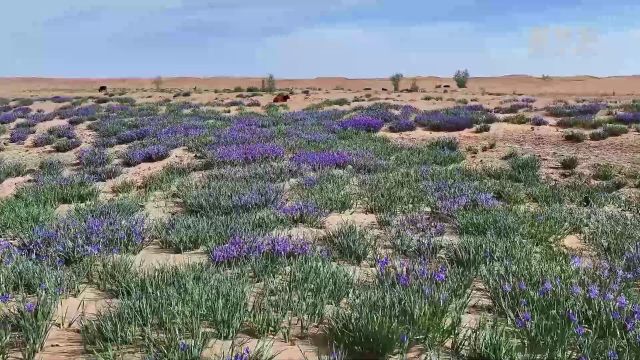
[562,130,586,142]
[0,158,27,183]
[559,156,578,170]
[322,223,374,264]
[592,163,617,181]
[474,124,491,133]
[602,123,628,136]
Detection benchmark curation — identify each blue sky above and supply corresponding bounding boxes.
[3,0,639,77]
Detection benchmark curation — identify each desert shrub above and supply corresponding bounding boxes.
[589,129,609,141]
[388,119,416,133]
[264,74,276,93]
[530,115,549,126]
[592,163,616,181]
[454,69,470,88]
[94,97,110,104]
[559,156,578,170]
[390,73,403,92]
[122,145,170,166]
[337,116,384,133]
[246,86,260,92]
[563,130,586,142]
[304,98,350,110]
[9,128,34,143]
[546,103,605,117]
[602,123,628,136]
[474,124,491,133]
[409,79,419,92]
[53,138,82,152]
[456,98,469,105]
[113,97,136,105]
[16,98,34,106]
[32,133,55,147]
[0,159,27,183]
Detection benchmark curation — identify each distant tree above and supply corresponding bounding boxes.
[390,73,404,92]
[409,78,419,92]
[152,76,163,90]
[454,69,470,88]
[264,74,276,93]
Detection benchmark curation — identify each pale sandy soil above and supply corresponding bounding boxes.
[0,76,639,359]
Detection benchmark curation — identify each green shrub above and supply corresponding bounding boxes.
[474,124,491,133]
[390,73,403,92]
[592,163,616,181]
[454,69,470,88]
[563,130,586,142]
[589,129,609,141]
[559,156,578,170]
[602,123,628,136]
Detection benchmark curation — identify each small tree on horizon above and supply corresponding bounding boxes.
[390,73,403,92]
[152,76,163,90]
[454,69,470,88]
[264,74,276,93]
[409,78,419,92]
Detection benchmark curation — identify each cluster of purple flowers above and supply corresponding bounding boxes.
[377,256,450,288]
[116,127,153,144]
[277,201,325,223]
[155,123,206,147]
[336,116,384,132]
[32,133,55,147]
[210,235,311,264]
[214,123,274,145]
[0,111,19,124]
[392,213,446,240]
[424,180,500,214]
[213,143,284,163]
[286,128,337,143]
[77,147,110,168]
[9,127,33,143]
[290,150,352,170]
[547,102,606,117]
[415,109,476,132]
[615,112,640,124]
[12,106,33,117]
[47,125,77,139]
[21,210,146,264]
[519,96,537,104]
[122,145,170,166]
[56,104,99,119]
[388,119,417,133]
[230,184,282,210]
[530,115,549,126]
[50,96,73,103]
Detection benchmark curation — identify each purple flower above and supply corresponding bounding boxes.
[567,310,578,323]
[538,280,553,297]
[400,334,409,344]
[25,302,37,313]
[277,201,325,223]
[290,150,352,170]
[607,350,618,360]
[179,341,189,352]
[587,284,599,299]
[210,235,311,264]
[213,143,284,164]
[434,266,447,282]
[397,273,411,287]
[377,256,390,274]
[0,294,10,303]
[502,283,513,293]
[515,311,531,329]
[388,119,417,133]
[570,284,583,297]
[530,115,549,126]
[611,311,621,320]
[570,255,582,268]
[337,116,384,132]
[617,295,628,308]
[574,325,586,337]
[122,145,170,166]
[518,280,527,291]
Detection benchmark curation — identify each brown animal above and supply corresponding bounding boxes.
[381,88,388,91]
[443,85,451,88]
[273,94,290,103]
[98,86,107,92]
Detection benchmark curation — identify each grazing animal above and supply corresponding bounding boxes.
[363,87,372,91]
[98,86,107,93]
[273,94,290,103]
[435,84,442,89]
[443,85,451,88]
[381,88,388,91]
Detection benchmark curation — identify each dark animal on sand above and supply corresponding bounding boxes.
[273,94,290,103]
[443,85,451,88]
[382,88,388,91]
[99,86,107,93]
